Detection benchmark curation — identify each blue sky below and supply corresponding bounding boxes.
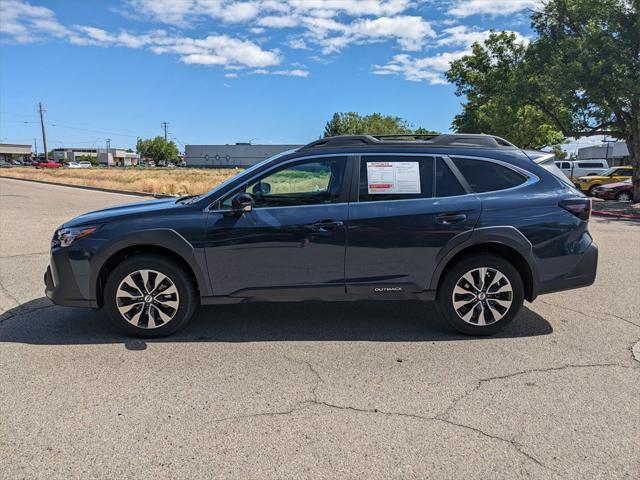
[1,1,550,152]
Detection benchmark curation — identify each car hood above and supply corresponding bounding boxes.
[63,197,180,227]
[597,181,631,190]
[578,175,609,181]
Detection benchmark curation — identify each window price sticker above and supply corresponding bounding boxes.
[367,161,421,194]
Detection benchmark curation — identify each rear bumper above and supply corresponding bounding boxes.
[44,249,97,308]
[537,240,598,296]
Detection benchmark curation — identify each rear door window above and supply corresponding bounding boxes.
[451,157,527,193]
[435,157,466,197]
[359,156,433,202]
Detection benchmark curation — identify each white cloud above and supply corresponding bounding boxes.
[125,0,413,27]
[373,51,468,84]
[251,67,309,77]
[448,0,541,18]
[373,25,530,85]
[274,68,309,77]
[437,25,529,48]
[0,0,66,43]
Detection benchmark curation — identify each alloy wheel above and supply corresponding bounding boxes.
[452,267,513,326]
[617,191,632,202]
[116,269,180,329]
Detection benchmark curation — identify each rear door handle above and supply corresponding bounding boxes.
[309,220,344,232]
[435,213,467,225]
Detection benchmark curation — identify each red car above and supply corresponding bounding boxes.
[34,160,62,169]
[592,179,633,201]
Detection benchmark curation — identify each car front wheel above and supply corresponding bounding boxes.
[103,254,197,337]
[588,184,601,196]
[436,254,524,336]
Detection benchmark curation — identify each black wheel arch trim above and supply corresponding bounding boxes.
[429,226,540,300]
[91,228,212,301]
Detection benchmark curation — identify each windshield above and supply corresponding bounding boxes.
[599,167,618,176]
[180,148,299,204]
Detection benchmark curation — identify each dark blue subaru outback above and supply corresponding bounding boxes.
[45,134,597,337]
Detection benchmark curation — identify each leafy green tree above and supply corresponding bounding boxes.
[446,31,566,149]
[551,144,568,160]
[447,1,640,200]
[323,112,436,137]
[528,0,640,201]
[136,136,179,165]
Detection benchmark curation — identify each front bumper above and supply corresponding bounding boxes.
[44,247,98,308]
[537,240,598,295]
[593,190,616,200]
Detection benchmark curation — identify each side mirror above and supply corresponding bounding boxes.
[252,182,271,195]
[231,192,254,214]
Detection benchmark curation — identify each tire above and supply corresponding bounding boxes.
[103,254,198,337]
[436,254,524,336]
[616,190,632,202]
[587,184,600,197]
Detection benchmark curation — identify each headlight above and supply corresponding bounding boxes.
[53,226,97,248]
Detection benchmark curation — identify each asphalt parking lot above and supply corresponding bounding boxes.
[1,177,639,479]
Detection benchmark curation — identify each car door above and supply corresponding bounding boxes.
[203,155,350,299]
[345,155,481,297]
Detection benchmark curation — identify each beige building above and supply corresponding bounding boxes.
[53,148,98,163]
[0,143,32,162]
[97,148,138,167]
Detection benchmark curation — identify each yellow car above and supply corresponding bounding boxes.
[575,166,633,196]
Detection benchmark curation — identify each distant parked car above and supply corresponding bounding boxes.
[11,159,23,166]
[0,160,12,168]
[78,161,92,168]
[592,179,633,201]
[67,162,81,169]
[34,160,62,169]
[555,159,608,181]
[575,166,633,196]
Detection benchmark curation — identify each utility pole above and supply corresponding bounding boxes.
[161,122,169,141]
[106,138,111,167]
[34,138,38,158]
[38,102,48,160]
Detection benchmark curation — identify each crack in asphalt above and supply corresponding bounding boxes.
[0,251,49,259]
[0,303,55,326]
[538,299,640,328]
[0,279,21,309]
[208,357,639,475]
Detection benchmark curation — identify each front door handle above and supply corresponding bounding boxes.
[309,220,344,232]
[435,213,467,225]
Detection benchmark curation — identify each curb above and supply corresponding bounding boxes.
[0,176,176,199]
[592,210,640,219]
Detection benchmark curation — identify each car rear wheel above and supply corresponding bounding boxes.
[436,254,524,336]
[616,190,632,202]
[103,254,198,337]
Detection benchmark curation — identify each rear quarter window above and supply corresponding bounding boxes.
[451,157,527,193]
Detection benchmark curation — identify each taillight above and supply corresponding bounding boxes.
[559,198,592,221]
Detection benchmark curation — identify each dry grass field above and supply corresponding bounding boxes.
[0,167,240,196]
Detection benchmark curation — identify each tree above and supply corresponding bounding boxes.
[446,1,640,201]
[446,31,566,149]
[528,0,640,201]
[551,144,568,160]
[323,112,436,137]
[136,136,179,165]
